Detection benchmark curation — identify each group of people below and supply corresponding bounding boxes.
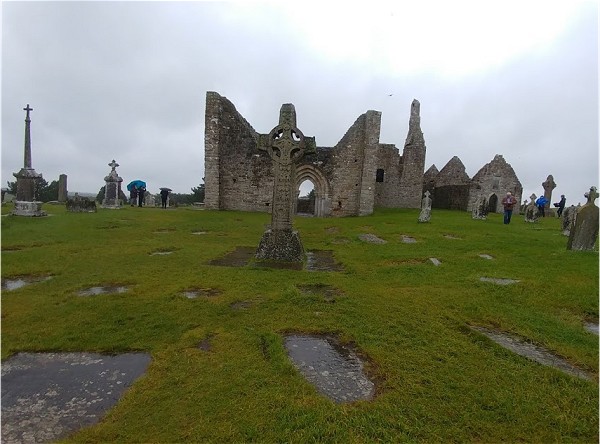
[129,186,171,209]
[501,192,567,225]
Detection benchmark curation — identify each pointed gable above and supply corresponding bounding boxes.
[423,164,439,184]
[435,156,470,187]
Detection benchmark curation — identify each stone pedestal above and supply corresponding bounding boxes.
[101,160,123,209]
[12,200,46,217]
[256,229,305,262]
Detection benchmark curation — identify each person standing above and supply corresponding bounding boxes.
[501,191,517,224]
[535,195,548,217]
[130,187,138,207]
[160,188,170,209]
[138,187,146,207]
[555,194,566,217]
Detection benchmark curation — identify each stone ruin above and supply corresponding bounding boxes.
[204,92,523,217]
[66,193,97,213]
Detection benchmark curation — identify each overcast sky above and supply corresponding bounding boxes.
[2,1,598,205]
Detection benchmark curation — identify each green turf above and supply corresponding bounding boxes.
[1,204,598,442]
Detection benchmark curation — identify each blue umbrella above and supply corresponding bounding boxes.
[126,180,146,191]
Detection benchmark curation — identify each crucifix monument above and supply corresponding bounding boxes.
[12,104,47,217]
[255,104,316,262]
[101,159,123,209]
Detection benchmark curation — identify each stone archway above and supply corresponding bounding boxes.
[295,164,331,217]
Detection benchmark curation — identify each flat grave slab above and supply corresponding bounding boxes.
[358,234,387,244]
[479,277,520,285]
[1,275,52,291]
[209,247,343,271]
[284,334,375,403]
[78,286,129,296]
[1,352,151,443]
[584,322,599,335]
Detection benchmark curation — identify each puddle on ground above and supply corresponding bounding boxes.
[150,251,173,256]
[471,326,591,380]
[284,335,375,403]
[358,234,387,244]
[78,286,129,296]
[210,247,343,271]
[297,284,344,302]
[401,235,417,244]
[1,352,151,444]
[479,254,494,260]
[584,322,599,335]
[479,277,520,285]
[182,288,222,299]
[2,275,52,291]
[429,258,442,266]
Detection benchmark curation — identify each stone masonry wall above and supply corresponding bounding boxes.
[468,154,523,212]
[374,144,402,208]
[397,100,426,208]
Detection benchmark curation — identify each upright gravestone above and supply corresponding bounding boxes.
[542,175,556,209]
[524,193,538,223]
[418,191,432,223]
[58,174,68,202]
[561,205,577,236]
[255,104,316,262]
[12,104,46,217]
[567,187,599,251]
[472,195,488,220]
[101,160,123,209]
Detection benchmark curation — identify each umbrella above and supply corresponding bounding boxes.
[126,180,146,191]
[159,187,172,192]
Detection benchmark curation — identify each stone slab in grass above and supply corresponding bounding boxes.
[401,235,417,244]
[584,322,599,335]
[1,352,151,443]
[471,326,592,381]
[284,334,375,403]
[1,275,52,291]
[209,247,343,271]
[479,254,494,260]
[78,286,129,296]
[479,277,520,285]
[429,258,442,266]
[358,234,387,244]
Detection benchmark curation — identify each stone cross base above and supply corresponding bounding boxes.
[256,229,305,262]
[12,201,46,217]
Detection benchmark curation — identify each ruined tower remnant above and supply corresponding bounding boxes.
[12,104,46,217]
[255,104,315,262]
[58,174,68,202]
[101,160,123,209]
[398,100,427,208]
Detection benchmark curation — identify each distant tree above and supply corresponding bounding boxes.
[191,178,205,203]
[6,181,16,194]
[96,186,105,203]
[7,178,59,202]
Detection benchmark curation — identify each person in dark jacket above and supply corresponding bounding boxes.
[138,187,146,207]
[130,187,138,207]
[160,189,170,209]
[554,195,566,217]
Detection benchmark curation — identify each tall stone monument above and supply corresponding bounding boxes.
[542,175,556,209]
[417,191,432,223]
[101,160,123,209]
[567,186,599,251]
[12,104,46,217]
[58,174,68,202]
[255,104,315,262]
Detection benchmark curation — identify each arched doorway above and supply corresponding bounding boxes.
[295,164,331,217]
[297,179,315,215]
[488,193,498,213]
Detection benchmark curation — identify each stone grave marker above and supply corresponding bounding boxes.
[524,193,539,223]
[417,191,432,223]
[255,104,316,262]
[101,160,123,209]
[561,205,577,236]
[567,186,599,251]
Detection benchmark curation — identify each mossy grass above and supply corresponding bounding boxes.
[1,204,597,442]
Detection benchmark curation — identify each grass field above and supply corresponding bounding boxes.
[1,204,598,442]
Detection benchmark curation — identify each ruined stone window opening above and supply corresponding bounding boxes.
[376,169,385,183]
[292,130,301,141]
[273,129,283,140]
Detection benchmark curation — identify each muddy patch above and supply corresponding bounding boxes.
[479,277,520,285]
[471,326,591,380]
[2,275,52,291]
[230,301,252,310]
[306,250,344,272]
[197,334,215,351]
[284,334,375,403]
[358,234,387,244]
[1,352,151,444]
[209,246,255,267]
[297,284,344,303]
[182,288,222,299]
[325,227,340,234]
[78,286,129,296]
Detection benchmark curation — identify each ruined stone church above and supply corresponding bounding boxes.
[204,91,522,216]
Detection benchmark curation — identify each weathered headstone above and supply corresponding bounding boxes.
[561,205,577,236]
[12,104,46,217]
[101,160,123,209]
[145,192,156,207]
[255,104,316,262]
[66,193,97,213]
[567,186,599,251]
[58,174,68,202]
[472,195,488,220]
[417,191,432,223]
[524,193,539,223]
[542,175,556,210]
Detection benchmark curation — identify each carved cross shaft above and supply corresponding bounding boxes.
[258,104,307,231]
[22,104,33,169]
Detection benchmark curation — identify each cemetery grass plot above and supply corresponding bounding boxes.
[0,204,597,443]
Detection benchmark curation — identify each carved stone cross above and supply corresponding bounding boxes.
[23,104,33,169]
[108,159,119,171]
[542,175,556,208]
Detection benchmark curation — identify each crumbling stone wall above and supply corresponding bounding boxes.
[432,156,471,210]
[374,144,402,208]
[397,100,427,208]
